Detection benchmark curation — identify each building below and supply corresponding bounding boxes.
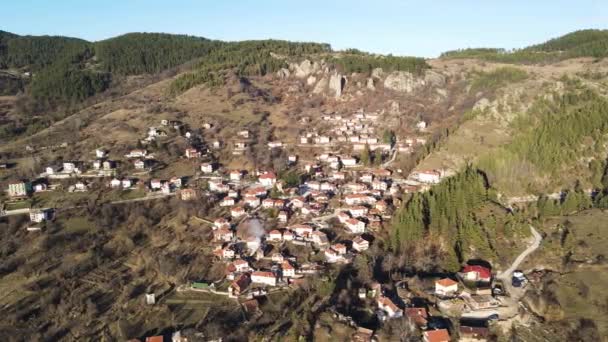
[332,243,347,255]
[231,273,251,295]
[180,189,197,201]
[349,206,369,218]
[134,159,146,169]
[251,271,277,286]
[233,259,250,273]
[435,278,459,297]
[220,197,236,207]
[459,325,489,342]
[345,219,366,234]
[405,307,428,327]
[8,181,29,197]
[415,170,442,184]
[352,236,370,252]
[30,209,50,223]
[377,296,403,319]
[282,261,295,277]
[214,228,234,242]
[201,163,215,173]
[311,231,329,246]
[214,218,230,230]
[231,206,246,218]
[461,265,492,283]
[230,170,242,181]
[259,172,277,187]
[185,148,201,159]
[268,230,283,242]
[423,329,450,342]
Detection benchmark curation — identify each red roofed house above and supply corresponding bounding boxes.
[231,206,246,218]
[423,329,450,342]
[462,265,492,283]
[231,273,251,295]
[259,172,277,187]
[185,148,201,159]
[377,296,403,319]
[332,243,347,255]
[214,228,234,242]
[352,236,370,252]
[268,230,283,242]
[282,261,295,278]
[345,218,366,234]
[405,307,428,327]
[435,278,459,296]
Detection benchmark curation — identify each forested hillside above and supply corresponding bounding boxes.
[441,29,608,64]
[390,167,529,272]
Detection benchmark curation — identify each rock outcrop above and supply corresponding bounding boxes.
[383,71,424,93]
[276,68,290,79]
[313,76,329,94]
[329,73,346,98]
[291,59,321,78]
[307,75,317,86]
[366,78,375,90]
[371,68,384,79]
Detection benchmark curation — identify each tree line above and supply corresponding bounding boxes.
[440,29,608,64]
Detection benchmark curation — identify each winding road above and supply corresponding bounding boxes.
[497,225,542,280]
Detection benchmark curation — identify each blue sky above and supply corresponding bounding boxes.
[2,0,607,57]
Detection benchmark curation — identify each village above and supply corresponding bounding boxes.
[1,108,534,342]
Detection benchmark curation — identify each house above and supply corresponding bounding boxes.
[150,179,163,190]
[417,121,427,130]
[200,163,215,173]
[228,189,239,199]
[310,231,328,246]
[127,149,147,158]
[259,172,277,187]
[214,229,234,242]
[32,183,47,192]
[231,273,251,295]
[7,181,29,197]
[282,230,294,241]
[300,136,309,144]
[62,162,77,173]
[344,194,373,206]
[122,179,133,188]
[288,155,297,164]
[360,173,374,183]
[145,336,164,342]
[180,188,197,201]
[262,198,275,209]
[352,236,370,252]
[290,197,306,208]
[233,259,250,273]
[435,278,459,297]
[377,296,403,319]
[214,218,230,230]
[292,224,313,238]
[278,211,289,223]
[423,329,450,342]
[372,180,388,191]
[268,141,283,149]
[230,170,242,181]
[268,230,283,242]
[282,261,296,277]
[231,206,246,218]
[341,156,358,167]
[30,209,50,223]
[338,212,351,223]
[459,326,489,342]
[415,170,442,184]
[170,177,182,188]
[332,243,347,255]
[221,248,235,259]
[244,195,260,207]
[134,159,146,169]
[251,271,277,286]
[349,206,369,218]
[314,136,331,144]
[212,140,221,149]
[238,130,250,138]
[324,248,344,263]
[345,219,366,234]
[110,178,122,188]
[405,307,428,327]
[220,197,236,207]
[461,265,492,283]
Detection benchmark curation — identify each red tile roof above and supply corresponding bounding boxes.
[462,265,492,279]
[424,329,450,342]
